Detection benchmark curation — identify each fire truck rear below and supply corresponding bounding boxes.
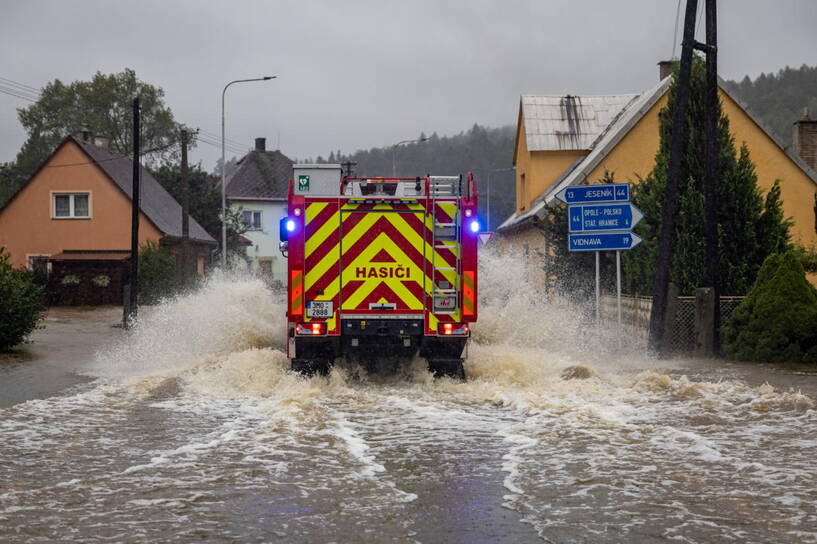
[279,165,479,378]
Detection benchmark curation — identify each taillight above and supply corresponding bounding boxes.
[437,322,470,336]
[295,322,327,336]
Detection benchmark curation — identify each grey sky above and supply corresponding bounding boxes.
[1,0,815,170]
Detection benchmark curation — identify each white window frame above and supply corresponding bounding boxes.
[242,210,263,231]
[26,254,51,273]
[51,191,92,219]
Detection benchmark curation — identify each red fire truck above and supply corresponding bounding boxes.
[279,169,479,378]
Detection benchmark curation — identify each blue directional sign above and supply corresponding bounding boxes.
[568,203,644,233]
[568,232,643,252]
[555,183,630,205]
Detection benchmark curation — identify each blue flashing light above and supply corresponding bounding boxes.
[286,219,296,232]
[469,220,480,233]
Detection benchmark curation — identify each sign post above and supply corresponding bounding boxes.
[558,183,642,329]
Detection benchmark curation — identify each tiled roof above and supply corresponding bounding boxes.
[521,94,638,151]
[226,150,292,199]
[74,137,215,243]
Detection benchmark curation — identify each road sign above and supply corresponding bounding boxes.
[568,232,643,252]
[478,232,493,247]
[555,183,630,205]
[568,203,644,233]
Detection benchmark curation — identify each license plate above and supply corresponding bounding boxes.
[307,300,333,318]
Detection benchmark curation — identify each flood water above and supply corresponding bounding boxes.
[1,256,816,543]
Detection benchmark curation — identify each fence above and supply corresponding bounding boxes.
[601,293,745,352]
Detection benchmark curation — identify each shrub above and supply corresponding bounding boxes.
[723,251,817,363]
[0,247,44,351]
[138,241,177,304]
[61,274,80,286]
[91,274,110,287]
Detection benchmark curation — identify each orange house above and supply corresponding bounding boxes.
[0,135,215,303]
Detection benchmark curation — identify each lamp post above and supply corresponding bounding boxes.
[485,167,514,231]
[391,136,428,177]
[221,76,276,267]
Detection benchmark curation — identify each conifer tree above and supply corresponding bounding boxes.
[623,58,791,295]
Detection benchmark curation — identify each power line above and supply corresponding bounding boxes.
[197,128,244,148]
[196,133,245,153]
[196,134,245,155]
[0,85,38,102]
[0,76,40,92]
[0,74,250,157]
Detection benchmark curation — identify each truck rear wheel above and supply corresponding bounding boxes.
[291,358,331,377]
[427,358,466,380]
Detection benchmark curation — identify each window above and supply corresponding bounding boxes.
[519,173,526,211]
[242,210,262,230]
[53,193,90,218]
[27,255,50,282]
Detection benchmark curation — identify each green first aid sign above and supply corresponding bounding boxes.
[298,174,310,191]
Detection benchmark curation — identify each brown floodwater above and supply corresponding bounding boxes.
[1,261,815,543]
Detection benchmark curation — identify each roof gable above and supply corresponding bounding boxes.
[71,137,215,243]
[226,149,293,199]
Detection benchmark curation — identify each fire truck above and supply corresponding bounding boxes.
[279,165,479,379]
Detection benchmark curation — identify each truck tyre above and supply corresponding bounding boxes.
[291,358,331,377]
[427,358,466,380]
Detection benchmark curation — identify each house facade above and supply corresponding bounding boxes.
[497,63,817,288]
[0,135,216,304]
[226,137,292,284]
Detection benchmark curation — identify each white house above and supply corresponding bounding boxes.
[226,137,292,283]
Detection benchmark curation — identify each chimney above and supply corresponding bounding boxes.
[793,109,817,172]
[82,128,92,142]
[658,60,677,81]
[255,137,266,152]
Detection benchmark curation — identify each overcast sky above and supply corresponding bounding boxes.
[1,0,815,170]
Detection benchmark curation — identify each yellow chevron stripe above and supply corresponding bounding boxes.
[340,232,424,310]
[306,202,328,224]
[306,210,340,256]
[344,212,438,295]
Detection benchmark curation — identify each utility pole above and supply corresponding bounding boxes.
[703,0,720,355]
[180,128,191,289]
[648,0,698,354]
[127,96,141,326]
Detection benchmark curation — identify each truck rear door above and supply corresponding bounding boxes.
[339,201,428,316]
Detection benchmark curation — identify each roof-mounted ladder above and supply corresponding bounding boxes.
[429,176,462,315]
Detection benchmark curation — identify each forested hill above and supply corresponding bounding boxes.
[301,124,518,231]
[300,64,817,230]
[724,64,817,146]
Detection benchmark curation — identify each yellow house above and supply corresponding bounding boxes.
[497,65,817,287]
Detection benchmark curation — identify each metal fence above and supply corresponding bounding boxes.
[602,294,745,352]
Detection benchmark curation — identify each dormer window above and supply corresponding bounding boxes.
[52,192,90,219]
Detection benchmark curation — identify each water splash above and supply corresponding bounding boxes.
[90,269,286,379]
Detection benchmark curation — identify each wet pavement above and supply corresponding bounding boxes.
[1,271,816,543]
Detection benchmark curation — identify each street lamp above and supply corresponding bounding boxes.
[221,75,276,267]
[391,136,429,177]
[486,167,514,231]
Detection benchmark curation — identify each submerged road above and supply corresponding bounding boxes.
[1,276,816,543]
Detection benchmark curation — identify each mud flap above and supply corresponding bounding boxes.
[427,358,466,380]
[291,359,331,377]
